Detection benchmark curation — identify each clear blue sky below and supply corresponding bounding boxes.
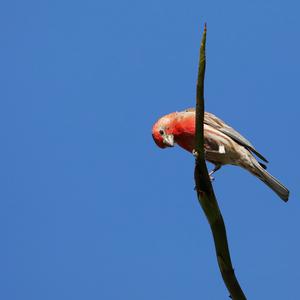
[1,0,299,299]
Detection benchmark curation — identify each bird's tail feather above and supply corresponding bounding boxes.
[249,158,289,202]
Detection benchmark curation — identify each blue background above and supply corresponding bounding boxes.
[1,1,299,299]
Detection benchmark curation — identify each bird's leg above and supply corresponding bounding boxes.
[204,144,227,179]
[209,164,221,181]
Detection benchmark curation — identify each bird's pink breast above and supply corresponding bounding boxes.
[172,114,196,152]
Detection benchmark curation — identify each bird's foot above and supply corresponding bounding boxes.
[192,149,208,158]
[192,149,199,158]
[209,165,221,180]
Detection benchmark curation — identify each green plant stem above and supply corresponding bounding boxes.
[194,23,246,300]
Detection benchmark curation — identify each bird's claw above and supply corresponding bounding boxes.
[192,149,199,158]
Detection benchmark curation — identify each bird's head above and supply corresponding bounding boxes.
[152,112,177,149]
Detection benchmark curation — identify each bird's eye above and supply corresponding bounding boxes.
[159,129,164,135]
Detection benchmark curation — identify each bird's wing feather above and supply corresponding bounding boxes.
[184,108,268,163]
[219,127,269,163]
[204,112,269,163]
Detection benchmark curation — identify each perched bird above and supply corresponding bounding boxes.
[152,108,289,202]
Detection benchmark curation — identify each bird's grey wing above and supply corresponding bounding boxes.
[203,112,269,163]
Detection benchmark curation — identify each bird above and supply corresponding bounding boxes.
[152,108,289,202]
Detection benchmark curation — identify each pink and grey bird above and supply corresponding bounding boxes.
[152,108,289,202]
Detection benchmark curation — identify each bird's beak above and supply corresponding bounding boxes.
[163,134,174,147]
